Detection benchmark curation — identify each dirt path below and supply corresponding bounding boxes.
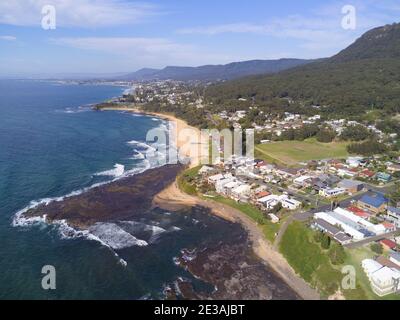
[154,183,321,301]
[273,215,295,251]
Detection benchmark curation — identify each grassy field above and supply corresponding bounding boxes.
[279,221,344,297]
[177,166,201,195]
[210,195,280,243]
[256,138,349,166]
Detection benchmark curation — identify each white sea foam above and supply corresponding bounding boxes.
[132,150,145,160]
[95,164,125,178]
[89,223,148,250]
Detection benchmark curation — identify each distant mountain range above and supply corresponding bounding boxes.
[117,59,314,81]
[206,22,400,117]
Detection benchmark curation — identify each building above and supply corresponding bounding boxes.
[313,219,352,245]
[268,214,280,224]
[390,252,400,267]
[362,259,400,297]
[388,163,400,173]
[337,179,365,194]
[281,198,302,210]
[319,187,346,198]
[358,193,388,215]
[231,184,251,202]
[381,239,398,251]
[376,172,392,183]
[387,207,400,227]
[199,166,216,176]
[334,207,385,236]
[314,211,366,241]
[258,195,280,210]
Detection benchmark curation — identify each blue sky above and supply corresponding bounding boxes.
[0,0,399,76]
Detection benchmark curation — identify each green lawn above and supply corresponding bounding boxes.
[177,166,201,195]
[256,138,349,165]
[279,221,344,297]
[210,195,280,243]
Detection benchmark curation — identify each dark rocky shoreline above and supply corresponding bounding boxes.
[22,163,299,300]
[171,235,301,300]
[23,164,184,229]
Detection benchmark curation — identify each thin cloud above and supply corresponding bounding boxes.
[177,2,399,58]
[0,0,159,28]
[0,35,17,41]
[51,37,240,68]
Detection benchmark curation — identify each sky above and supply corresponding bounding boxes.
[0,0,399,76]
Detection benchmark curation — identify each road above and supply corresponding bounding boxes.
[344,229,400,249]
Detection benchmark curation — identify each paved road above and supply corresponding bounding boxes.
[344,229,400,249]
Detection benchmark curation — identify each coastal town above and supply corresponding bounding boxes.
[91,78,400,299]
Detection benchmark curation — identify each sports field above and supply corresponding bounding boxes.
[255,138,349,166]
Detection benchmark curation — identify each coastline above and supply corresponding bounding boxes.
[98,106,207,168]
[100,105,320,300]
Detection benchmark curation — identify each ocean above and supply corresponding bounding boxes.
[0,80,245,299]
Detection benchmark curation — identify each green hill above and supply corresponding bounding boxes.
[206,23,400,118]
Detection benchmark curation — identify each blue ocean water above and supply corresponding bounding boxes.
[0,80,240,299]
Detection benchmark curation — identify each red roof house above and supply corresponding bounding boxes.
[380,239,397,251]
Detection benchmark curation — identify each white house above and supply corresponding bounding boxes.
[281,198,302,210]
[314,211,365,240]
[319,188,346,198]
[364,262,400,297]
[231,184,252,201]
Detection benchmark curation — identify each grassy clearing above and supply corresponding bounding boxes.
[256,138,349,165]
[280,221,352,298]
[210,195,280,243]
[177,166,201,195]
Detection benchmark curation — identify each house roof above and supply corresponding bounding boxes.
[359,194,388,208]
[347,206,371,218]
[314,219,341,236]
[256,191,270,199]
[380,239,397,249]
[391,252,400,262]
[388,207,400,216]
[382,222,396,230]
[338,179,364,189]
[376,256,400,271]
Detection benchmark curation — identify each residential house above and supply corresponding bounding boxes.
[231,184,251,202]
[362,259,400,297]
[338,179,365,194]
[312,219,352,245]
[281,198,302,210]
[387,207,400,227]
[319,187,346,198]
[376,172,392,183]
[390,252,400,268]
[358,193,388,215]
[388,163,400,173]
[381,239,398,251]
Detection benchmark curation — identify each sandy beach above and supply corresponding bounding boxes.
[99,106,207,168]
[101,105,320,300]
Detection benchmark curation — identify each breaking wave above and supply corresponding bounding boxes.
[95,164,125,178]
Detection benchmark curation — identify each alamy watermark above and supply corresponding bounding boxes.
[41,5,57,30]
[144,127,255,167]
[342,5,357,30]
[41,265,56,290]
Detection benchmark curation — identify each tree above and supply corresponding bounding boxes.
[340,125,373,141]
[316,128,336,143]
[321,234,331,249]
[329,244,346,265]
[370,243,383,255]
[347,139,388,156]
[314,231,324,243]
